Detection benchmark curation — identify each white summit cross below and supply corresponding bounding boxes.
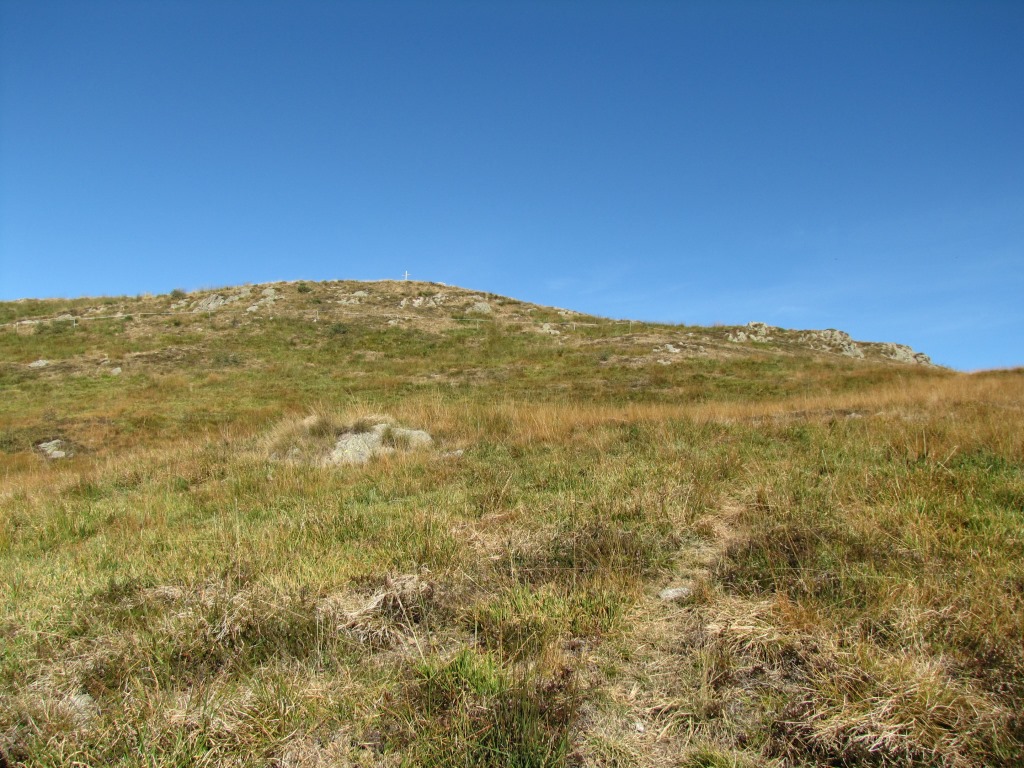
[403,270,410,281]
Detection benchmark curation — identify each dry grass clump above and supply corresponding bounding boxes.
[318,572,445,651]
[687,597,1009,766]
[783,650,1005,766]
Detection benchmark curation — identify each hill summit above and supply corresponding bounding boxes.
[5,278,932,379]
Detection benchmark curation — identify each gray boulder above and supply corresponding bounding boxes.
[326,423,433,466]
[37,439,71,459]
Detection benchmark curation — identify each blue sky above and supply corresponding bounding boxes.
[1,1,1021,371]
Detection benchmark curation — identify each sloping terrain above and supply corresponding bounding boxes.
[1,280,1021,767]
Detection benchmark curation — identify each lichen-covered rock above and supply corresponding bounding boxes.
[325,422,433,466]
[37,439,71,459]
[879,343,931,365]
[729,322,775,343]
[328,425,389,465]
[817,329,864,358]
[193,294,228,312]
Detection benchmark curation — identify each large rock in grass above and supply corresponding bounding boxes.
[326,423,433,466]
[37,439,71,459]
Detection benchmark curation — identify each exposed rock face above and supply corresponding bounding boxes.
[879,343,932,365]
[468,301,492,315]
[326,422,433,466]
[193,288,252,312]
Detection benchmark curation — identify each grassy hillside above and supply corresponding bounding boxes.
[1,281,1022,766]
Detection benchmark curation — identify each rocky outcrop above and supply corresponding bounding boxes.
[877,343,932,365]
[193,287,251,312]
[728,321,775,343]
[400,294,447,309]
[800,328,865,359]
[727,321,932,365]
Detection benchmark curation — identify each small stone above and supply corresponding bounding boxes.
[659,586,692,602]
[28,359,49,368]
[109,367,122,376]
[67,692,99,726]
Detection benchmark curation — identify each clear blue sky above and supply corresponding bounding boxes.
[2,1,1022,370]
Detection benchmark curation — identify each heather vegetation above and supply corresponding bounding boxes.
[1,281,1022,766]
